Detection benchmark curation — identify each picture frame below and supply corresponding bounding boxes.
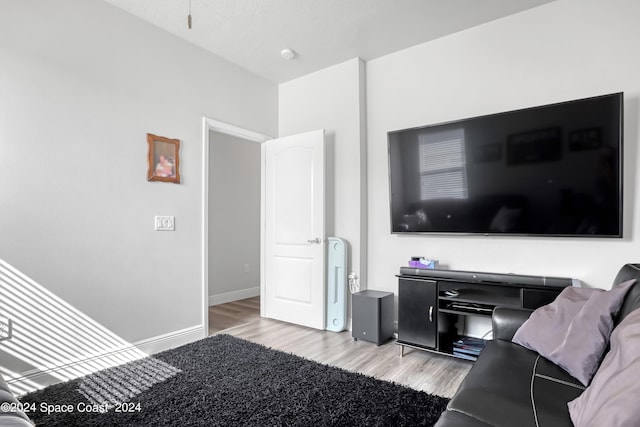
[507,127,562,165]
[147,133,181,184]
[569,127,602,151]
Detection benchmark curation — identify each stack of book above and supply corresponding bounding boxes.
[453,336,486,361]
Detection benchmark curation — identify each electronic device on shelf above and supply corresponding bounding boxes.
[447,302,493,313]
[387,92,623,238]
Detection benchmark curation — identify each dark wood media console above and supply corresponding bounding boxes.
[396,268,573,360]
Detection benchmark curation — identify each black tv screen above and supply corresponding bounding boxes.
[387,93,623,237]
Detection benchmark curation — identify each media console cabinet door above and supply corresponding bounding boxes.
[398,278,437,349]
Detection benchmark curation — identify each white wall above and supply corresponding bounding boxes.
[279,58,368,293]
[0,0,276,384]
[366,0,640,291]
[208,131,261,304]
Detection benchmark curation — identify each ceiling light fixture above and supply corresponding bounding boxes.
[187,0,192,29]
[280,48,296,60]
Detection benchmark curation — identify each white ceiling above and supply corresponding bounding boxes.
[103,0,555,83]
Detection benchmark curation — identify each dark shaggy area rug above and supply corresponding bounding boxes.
[21,334,449,426]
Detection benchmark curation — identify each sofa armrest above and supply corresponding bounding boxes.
[492,307,533,341]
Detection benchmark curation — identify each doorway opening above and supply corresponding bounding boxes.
[202,118,270,336]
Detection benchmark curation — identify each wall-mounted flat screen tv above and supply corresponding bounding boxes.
[387,92,623,237]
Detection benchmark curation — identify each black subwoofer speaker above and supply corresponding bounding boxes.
[352,290,394,345]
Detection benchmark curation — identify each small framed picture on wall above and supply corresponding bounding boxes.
[147,133,180,184]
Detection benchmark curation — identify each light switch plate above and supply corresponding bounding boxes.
[155,216,175,231]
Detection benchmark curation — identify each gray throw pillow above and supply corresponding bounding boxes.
[512,279,635,385]
[568,306,640,426]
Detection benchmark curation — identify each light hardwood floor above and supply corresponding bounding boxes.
[209,296,261,334]
[209,296,471,398]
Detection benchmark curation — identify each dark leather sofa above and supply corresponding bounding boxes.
[396,195,529,233]
[435,264,640,427]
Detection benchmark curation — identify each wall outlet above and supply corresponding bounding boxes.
[243,264,250,273]
[348,272,360,293]
[155,216,175,231]
[0,318,13,341]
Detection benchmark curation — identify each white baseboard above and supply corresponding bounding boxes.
[209,287,260,306]
[134,324,204,355]
[7,324,204,396]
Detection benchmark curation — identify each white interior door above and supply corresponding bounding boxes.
[263,129,325,329]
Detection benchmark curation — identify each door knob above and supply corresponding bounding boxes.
[307,238,321,244]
